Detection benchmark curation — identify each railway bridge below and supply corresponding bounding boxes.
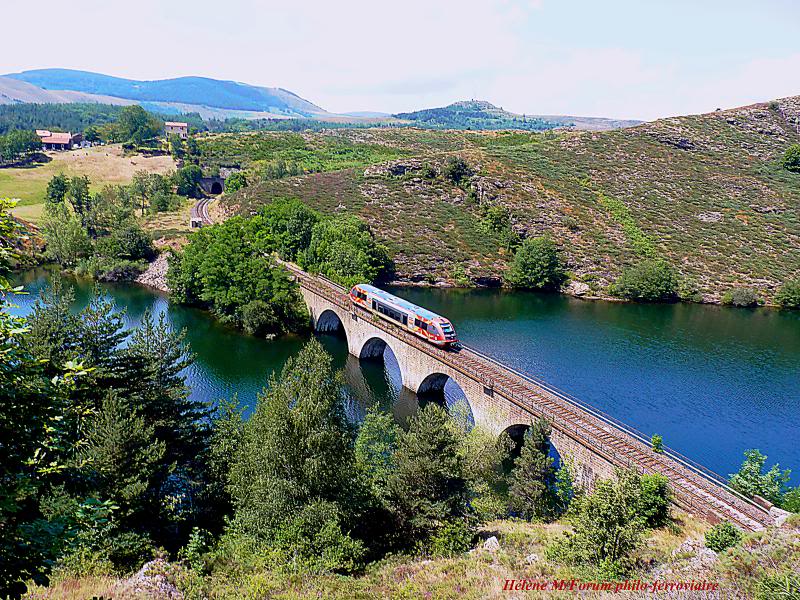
[284,263,785,532]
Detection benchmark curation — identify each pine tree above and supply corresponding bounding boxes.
[79,392,166,523]
[25,277,81,368]
[509,419,558,521]
[386,403,470,545]
[122,309,206,465]
[229,338,357,536]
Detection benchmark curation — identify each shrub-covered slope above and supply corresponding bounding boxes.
[222,97,800,302]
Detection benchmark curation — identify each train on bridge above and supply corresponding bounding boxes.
[349,284,458,347]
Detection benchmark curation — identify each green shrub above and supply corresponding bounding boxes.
[776,279,800,309]
[241,300,279,336]
[651,434,664,454]
[722,287,761,307]
[505,236,566,291]
[611,259,678,302]
[427,520,475,557]
[783,144,800,173]
[637,473,671,528]
[704,521,743,552]
[780,487,800,513]
[755,571,800,600]
[443,156,473,185]
[225,171,248,193]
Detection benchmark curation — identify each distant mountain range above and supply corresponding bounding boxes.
[0,69,640,130]
[1,69,327,119]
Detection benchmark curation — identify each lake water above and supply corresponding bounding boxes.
[7,269,800,484]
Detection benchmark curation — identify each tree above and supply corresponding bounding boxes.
[443,156,473,185]
[174,165,203,198]
[776,278,800,309]
[84,125,101,144]
[547,469,646,576]
[46,173,70,204]
[252,198,320,261]
[167,216,308,334]
[130,171,171,216]
[168,134,185,160]
[41,202,91,267]
[0,130,40,162]
[116,105,162,146]
[302,215,391,287]
[78,393,167,524]
[612,259,679,302]
[729,449,790,505]
[227,339,365,570]
[457,423,512,521]
[67,176,93,232]
[225,171,247,193]
[355,407,401,503]
[783,144,800,173]
[506,236,566,291]
[509,419,559,521]
[385,403,470,546]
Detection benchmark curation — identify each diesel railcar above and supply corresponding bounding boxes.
[349,284,458,347]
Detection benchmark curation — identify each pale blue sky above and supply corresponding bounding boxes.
[2,0,798,119]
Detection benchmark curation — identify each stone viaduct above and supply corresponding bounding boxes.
[285,263,784,532]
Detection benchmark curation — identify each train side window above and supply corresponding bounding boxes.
[402,315,408,325]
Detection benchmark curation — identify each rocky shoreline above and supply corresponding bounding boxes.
[135,253,170,293]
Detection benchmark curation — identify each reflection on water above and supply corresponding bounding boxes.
[7,268,800,483]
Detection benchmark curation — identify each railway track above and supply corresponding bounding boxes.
[282,263,777,531]
[190,198,214,226]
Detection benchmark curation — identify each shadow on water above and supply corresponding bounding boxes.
[7,269,800,483]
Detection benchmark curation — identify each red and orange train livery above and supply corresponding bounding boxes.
[349,284,458,347]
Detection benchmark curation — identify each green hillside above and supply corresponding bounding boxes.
[219,96,800,303]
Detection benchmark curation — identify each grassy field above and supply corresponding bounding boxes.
[1,144,176,223]
[221,97,800,302]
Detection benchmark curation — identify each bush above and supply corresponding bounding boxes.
[782,487,800,513]
[443,156,473,185]
[755,571,800,600]
[783,144,800,173]
[505,236,566,291]
[612,259,678,302]
[225,172,248,193]
[174,165,204,198]
[704,521,743,552]
[241,300,279,336]
[776,279,800,309]
[637,474,671,528]
[722,287,761,307]
[427,520,475,557]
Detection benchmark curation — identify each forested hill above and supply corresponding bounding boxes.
[5,69,327,117]
[393,100,641,131]
[223,95,800,304]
